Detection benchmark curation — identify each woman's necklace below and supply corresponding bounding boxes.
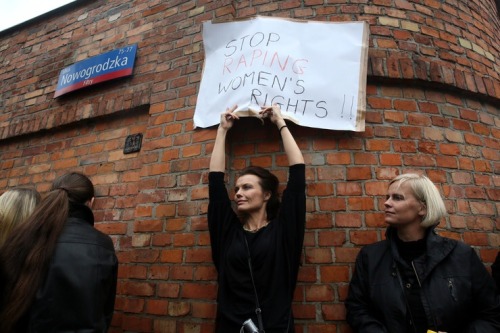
[243,221,269,233]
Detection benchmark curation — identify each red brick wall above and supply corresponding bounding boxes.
[0,1,498,332]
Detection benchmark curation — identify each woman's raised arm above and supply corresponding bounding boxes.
[209,105,239,172]
[261,104,304,166]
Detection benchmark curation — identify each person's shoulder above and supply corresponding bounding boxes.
[89,226,115,250]
[430,229,458,245]
[354,240,391,266]
[61,218,115,251]
[434,233,476,257]
[494,252,500,266]
[434,233,468,251]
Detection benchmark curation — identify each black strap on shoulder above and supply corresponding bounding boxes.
[244,235,265,333]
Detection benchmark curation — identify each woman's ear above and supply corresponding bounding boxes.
[263,191,271,202]
[418,202,427,217]
[86,197,95,208]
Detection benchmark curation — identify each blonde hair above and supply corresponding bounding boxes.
[0,188,41,247]
[390,173,447,228]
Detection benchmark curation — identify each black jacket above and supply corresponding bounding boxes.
[25,204,118,333]
[492,251,500,291]
[345,227,500,333]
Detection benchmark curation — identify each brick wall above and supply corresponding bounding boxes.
[0,1,498,332]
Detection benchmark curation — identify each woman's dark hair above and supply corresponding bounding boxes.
[238,166,280,220]
[0,172,94,333]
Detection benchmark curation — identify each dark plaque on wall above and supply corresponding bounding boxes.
[124,133,143,154]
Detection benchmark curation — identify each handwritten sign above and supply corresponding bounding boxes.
[194,17,369,131]
[54,44,137,98]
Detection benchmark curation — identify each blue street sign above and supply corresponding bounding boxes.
[54,44,138,98]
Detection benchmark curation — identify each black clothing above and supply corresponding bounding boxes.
[346,227,500,333]
[25,204,118,333]
[395,235,426,262]
[394,235,427,333]
[208,164,306,332]
[492,251,500,291]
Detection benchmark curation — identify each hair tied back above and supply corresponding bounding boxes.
[56,187,69,193]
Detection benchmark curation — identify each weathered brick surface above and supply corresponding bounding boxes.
[0,1,499,332]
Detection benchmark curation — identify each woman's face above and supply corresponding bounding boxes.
[234,174,270,214]
[384,181,426,227]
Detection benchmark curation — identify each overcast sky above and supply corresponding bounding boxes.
[0,0,76,32]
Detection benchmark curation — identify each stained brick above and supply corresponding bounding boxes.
[157,283,180,298]
[191,301,216,319]
[121,281,155,297]
[306,248,333,264]
[306,284,335,301]
[320,266,350,283]
[181,283,217,299]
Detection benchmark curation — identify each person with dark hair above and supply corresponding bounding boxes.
[0,187,41,247]
[345,173,500,333]
[209,104,305,332]
[0,172,118,333]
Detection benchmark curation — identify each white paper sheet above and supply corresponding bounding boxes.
[194,16,369,131]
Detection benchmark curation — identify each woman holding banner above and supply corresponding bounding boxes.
[208,104,305,332]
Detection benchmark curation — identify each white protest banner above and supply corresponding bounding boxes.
[194,16,369,131]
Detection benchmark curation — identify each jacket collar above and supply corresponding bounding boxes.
[68,202,95,226]
[386,226,456,282]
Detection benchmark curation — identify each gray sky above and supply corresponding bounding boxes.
[0,0,76,32]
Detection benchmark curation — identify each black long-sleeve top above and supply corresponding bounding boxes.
[208,164,306,332]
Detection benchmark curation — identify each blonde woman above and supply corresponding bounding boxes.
[0,187,40,247]
[346,173,500,333]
